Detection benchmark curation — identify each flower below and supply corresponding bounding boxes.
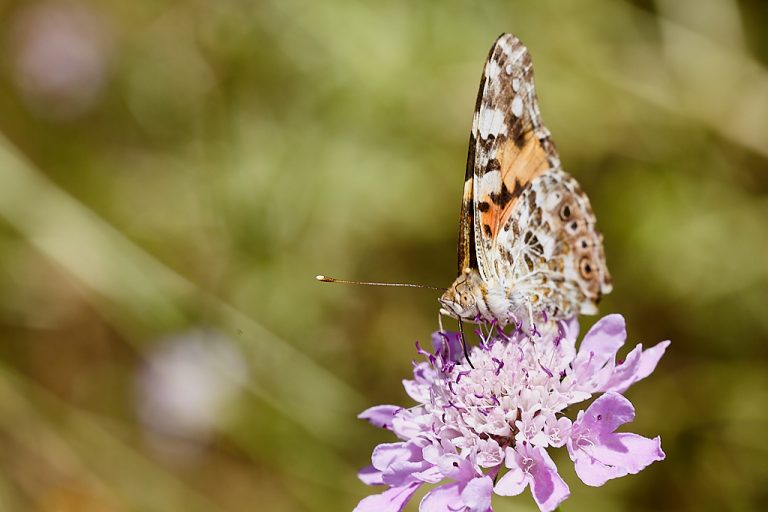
[135,329,248,461]
[355,315,669,512]
[10,2,111,119]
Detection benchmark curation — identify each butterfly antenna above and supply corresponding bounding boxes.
[316,275,446,292]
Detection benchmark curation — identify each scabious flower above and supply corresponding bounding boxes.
[355,314,669,512]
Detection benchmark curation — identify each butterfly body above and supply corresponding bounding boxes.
[439,34,611,327]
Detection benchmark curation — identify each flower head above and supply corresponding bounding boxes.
[355,315,668,512]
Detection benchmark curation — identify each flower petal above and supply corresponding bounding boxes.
[372,441,432,486]
[568,393,665,486]
[460,476,494,512]
[419,482,463,512]
[358,465,384,486]
[573,314,626,381]
[602,341,670,394]
[412,466,443,484]
[577,392,635,435]
[494,465,527,497]
[527,446,570,512]
[359,405,400,430]
[372,442,414,471]
[354,482,421,512]
[560,316,580,342]
[432,330,464,363]
[544,416,572,448]
[587,433,665,474]
[569,448,626,487]
[435,452,476,482]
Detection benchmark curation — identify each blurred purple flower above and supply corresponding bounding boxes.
[355,315,668,512]
[135,329,247,462]
[9,1,111,118]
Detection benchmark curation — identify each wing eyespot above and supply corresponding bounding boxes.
[579,257,593,279]
[559,204,572,221]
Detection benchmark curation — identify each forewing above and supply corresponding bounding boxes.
[468,34,560,280]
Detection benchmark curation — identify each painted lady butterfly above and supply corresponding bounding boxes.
[318,34,611,331]
[437,34,612,328]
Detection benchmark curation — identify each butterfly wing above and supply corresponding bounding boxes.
[468,34,558,280]
[464,34,611,318]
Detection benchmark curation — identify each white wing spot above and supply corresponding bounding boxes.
[509,46,527,65]
[479,169,502,191]
[487,60,502,81]
[512,78,521,92]
[512,96,524,118]
[478,106,509,139]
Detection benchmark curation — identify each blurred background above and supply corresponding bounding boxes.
[0,0,766,510]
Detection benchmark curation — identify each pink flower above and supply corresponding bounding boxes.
[355,315,669,512]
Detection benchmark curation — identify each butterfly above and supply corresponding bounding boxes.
[437,33,612,328]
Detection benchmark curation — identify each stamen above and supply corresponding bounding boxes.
[415,340,436,366]
[456,370,471,383]
[538,361,554,378]
[492,357,505,376]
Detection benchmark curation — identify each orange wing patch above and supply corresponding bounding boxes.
[476,132,550,241]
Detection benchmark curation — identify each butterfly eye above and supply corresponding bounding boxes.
[559,204,572,221]
[579,257,593,279]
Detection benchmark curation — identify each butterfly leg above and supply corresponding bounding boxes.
[458,319,475,369]
[527,301,534,330]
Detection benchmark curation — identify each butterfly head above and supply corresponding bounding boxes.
[439,268,486,321]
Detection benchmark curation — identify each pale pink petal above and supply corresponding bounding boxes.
[560,316,580,342]
[527,446,570,512]
[587,433,665,474]
[555,321,578,368]
[419,482,462,512]
[568,393,665,487]
[435,452,476,482]
[391,410,428,439]
[578,392,635,434]
[461,476,494,512]
[354,482,421,512]
[545,416,572,448]
[359,405,400,430]
[602,341,670,393]
[494,465,527,496]
[402,379,425,402]
[372,442,413,471]
[412,466,443,484]
[372,441,432,486]
[403,363,434,402]
[573,315,626,381]
[358,465,384,486]
[569,449,626,486]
